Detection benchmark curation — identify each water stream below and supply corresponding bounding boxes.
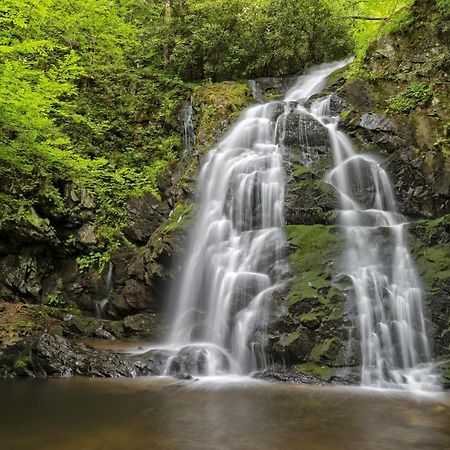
[144,60,438,391]
[283,62,439,391]
[162,62,357,377]
[95,261,114,319]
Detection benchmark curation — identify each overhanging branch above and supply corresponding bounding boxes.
[341,16,388,21]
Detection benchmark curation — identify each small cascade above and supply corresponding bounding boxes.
[95,261,114,319]
[180,98,196,160]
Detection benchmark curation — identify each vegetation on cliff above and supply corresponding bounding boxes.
[0,0,352,271]
[0,0,449,386]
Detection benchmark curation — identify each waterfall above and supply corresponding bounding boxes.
[180,98,196,160]
[95,261,114,319]
[167,102,286,376]
[326,124,438,390]
[282,61,438,391]
[163,64,351,377]
[146,60,438,389]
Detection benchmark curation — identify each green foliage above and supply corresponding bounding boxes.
[0,0,184,267]
[156,0,352,81]
[328,0,414,58]
[387,82,433,114]
[0,0,352,270]
[46,294,65,307]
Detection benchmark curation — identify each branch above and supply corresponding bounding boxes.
[341,16,388,21]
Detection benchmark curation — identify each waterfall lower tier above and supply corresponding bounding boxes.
[328,128,438,390]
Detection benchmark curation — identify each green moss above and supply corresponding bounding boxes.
[296,362,337,380]
[193,81,251,150]
[415,247,450,292]
[163,202,195,233]
[278,332,300,347]
[14,357,31,371]
[310,338,336,362]
[291,164,313,179]
[286,225,343,306]
[387,82,433,114]
[410,217,450,293]
[299,311,324,323]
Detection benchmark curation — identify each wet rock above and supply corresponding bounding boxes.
[132,349,175,375]
[166,345,231,377]
[409,216,450,356]
[284,172,338,226]
[0,253,43,300]
[248,76,297,102]
[253,368,330,385]
[122,279,152,310]
[63,183,95,210]
[283,110,329,148]
[123,193,170,244]
[0,333,157,378]
[75,224,97,246]
[359,113,393,132]
[304,93,348,116]
[123,313,162,338]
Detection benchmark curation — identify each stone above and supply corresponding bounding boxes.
[123,313,161,338]
[359,113,393,132]
[122,279,151,311]
[75,224,97,246]
[123,193,170,244]
[0,333,157,378]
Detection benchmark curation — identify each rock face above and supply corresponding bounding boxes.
[0,333,157,378]
[1,2,448,386]
[0,80,252,372]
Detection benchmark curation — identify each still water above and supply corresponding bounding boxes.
[0,377,448,450]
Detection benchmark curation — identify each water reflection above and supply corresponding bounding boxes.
[0,378,448,450]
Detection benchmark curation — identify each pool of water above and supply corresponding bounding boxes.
[0,377,449,450]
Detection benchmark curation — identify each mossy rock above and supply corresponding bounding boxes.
[269,224,351,368]
[286,224,343,307]
[296,362,337,381]
[410,216,450,356]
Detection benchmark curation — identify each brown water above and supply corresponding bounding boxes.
[0,377,449,450]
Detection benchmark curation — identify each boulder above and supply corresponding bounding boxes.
[0,333,156,378]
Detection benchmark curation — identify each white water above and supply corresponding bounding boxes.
[167,102,286,375]
[180,98,195,160]
[162,63,356,377]
[95,261,113,319]
[326,124,439,391]
[147,60,438,389]
[284,63,438,391]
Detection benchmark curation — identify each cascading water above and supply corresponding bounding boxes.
[282,61,438,391]
[326,121,438,391]
[146,60,438,389]
[163,64,349,377]
[166,102,286,376]
[180,98,196,160]
[95,261,114,319]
